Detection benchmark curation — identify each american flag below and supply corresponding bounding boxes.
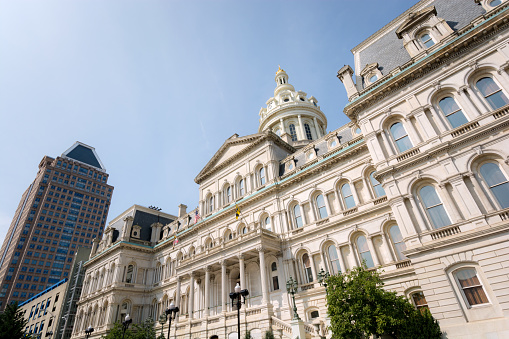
[173,238,179,246]
[194,210,201,223]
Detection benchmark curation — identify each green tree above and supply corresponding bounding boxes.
[101,318,157,339]
[264,330,275,339]
[0,302,29,339]
[325,264,441,339]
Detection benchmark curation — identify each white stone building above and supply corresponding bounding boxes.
[72,1,509,338]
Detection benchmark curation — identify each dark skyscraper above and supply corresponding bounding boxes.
[0,142,114,310]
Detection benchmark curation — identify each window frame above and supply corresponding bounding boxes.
[387,225,407,261]
[419,32,435,48]
[292,204,303,229]
[355,235,374,268]
[475,76,509,110]
[417,184,452,229]
[368,171,386,198]
[452,267,490,308]
[315,194,328,219]
[288,124,298,141]
[258,167,266,186]
[339,182,356,209]
[389,121,413,153]
[478,161,509,209]
[437,96,469,129]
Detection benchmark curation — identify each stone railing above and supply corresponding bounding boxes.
[343,207,358,216]
[304,323,316,334]
[373,196,388,205]
[450,121,480,138]
[493,104,509,119]
[396,147,421,162]
[271,316,291,334]
[430,225,461,240]
[300,283,315,291]
[396,260,412,269]
[499,210,509,221]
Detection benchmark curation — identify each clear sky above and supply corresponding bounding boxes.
[0,0,414,242]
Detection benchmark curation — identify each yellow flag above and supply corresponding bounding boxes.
[235,205,241,220]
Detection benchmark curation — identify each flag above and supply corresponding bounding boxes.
[235,205,241,220]
[194,210,200,223]
[173,238,179,246]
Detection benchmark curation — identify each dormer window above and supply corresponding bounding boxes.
[299,97,305,101]
[284,98,290,102]
[420,33,434,48]
[368,75,378,83]
[361,63,383,86]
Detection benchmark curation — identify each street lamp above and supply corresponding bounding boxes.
[286,276,300,320]
[45,330,53,338]
[317,268,330,295]
[229,282,249,339]
[158,313,167,339]
[121,314,132,339]
[85,326,94,339]
[165,301,179,339]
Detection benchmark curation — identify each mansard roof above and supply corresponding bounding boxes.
[61,141,106,170]
[194,130,295,184]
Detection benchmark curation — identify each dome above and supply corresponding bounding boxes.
[258,68,327,148]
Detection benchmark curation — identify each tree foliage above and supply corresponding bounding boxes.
[325,264,441,339]
[101,318,158,339]
[0,302,29,339]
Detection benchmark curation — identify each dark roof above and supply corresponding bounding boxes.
[357,0,485,87]
[66,144,103,169]
[132,210,173,242]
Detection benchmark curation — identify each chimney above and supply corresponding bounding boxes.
[178,204,188,218]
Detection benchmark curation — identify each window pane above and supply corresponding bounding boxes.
[390,122,407,140]
[289,124,297,141]
[356,236,369,252]
[370,172,386,197]
[447,111,469,128]
[360,252,374,268]
[395,136,413,152]
[491,183,509,208]
[477,77,500,97]
[390,225,406,260]
[456,268,489,305]
[344,196,356,209]
[480,163,507,187]
[304,124,313,140]
[389,225,403,242]
[420,186,441,208]
[486,91,509,109]
[316,195,328,219]
[428,205,451,228]
[341,183,352,197]
[259,168,265,185]
[265,217,271,231]
[439,97,460,113]
[328,245,341,274]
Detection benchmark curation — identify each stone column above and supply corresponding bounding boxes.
[404,117,421,146]
[280,118,285,135]
[258,248,270,304]
[464,86,489,114]
[379,131,396,156]
[297,114,306,140]
[238,255,246,289]
[309,255,318,282]
[413,108,438,139]
[337,246,347,273]
[381,234,396,262]
[176,277,182,315]
[348,243,359,267]
[467,172,496,212]
[406,195,429,232]
[204,267,210,317]
[367,236,380,267]
[350,182,361,207]
[439,183,463,223]
[221,260,227,312]
[313,117,323,138]
[457,87,481,118]
[426,105,448,134]
[189,273,195,319]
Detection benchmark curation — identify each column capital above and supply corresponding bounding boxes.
[205,266,212,272]
[219,259,227,266]
[177,276,183,283]
[190,271,197,278]
[257,246,266,253]
[237,254,245,260]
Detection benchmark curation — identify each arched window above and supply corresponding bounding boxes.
[226,186,232,203]
[316,194,328,219]
[241,226,247,234]
[125,264,134,283]
[289,124,298,141]
[388,225,406,261]
[454,268,489,306]
[390,122,413,152]
[479,162,509,208]
[411,291,429,311]
[476,77,509,109]
[419,185,451,229]
[438,97,468,129]
[302,253,313,283]
[239,179,245,197]
[340,183,356,209]
[327,244,341,275]
[293,205,303,228]
[420,33,435,48]
[264,217,271,231]
[209,196,214,213]
[271,262,279,290]
[259,167,266,185]
[304,123,313,140]
[356,236,374,268]
[224,230,232,242]
[369,171,386,198]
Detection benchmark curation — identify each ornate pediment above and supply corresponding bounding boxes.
[396,6,437,39]
[195,131,294,184]
[360,63,379,77]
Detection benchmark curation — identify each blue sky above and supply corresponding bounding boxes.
[0,0,414,241]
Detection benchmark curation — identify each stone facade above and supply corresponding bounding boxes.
[72,1,509,338]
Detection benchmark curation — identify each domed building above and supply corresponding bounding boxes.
[259,67,327,148]
[70,1,509,339]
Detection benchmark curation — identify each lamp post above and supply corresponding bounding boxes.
[45,330,53,338]
[158,313,167,339]
[229,282,249,339]
[286,276,300,320]
[165,301,179,339]
[85,326,94,339]
[317,268,330,296]
[121,314,132,339]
